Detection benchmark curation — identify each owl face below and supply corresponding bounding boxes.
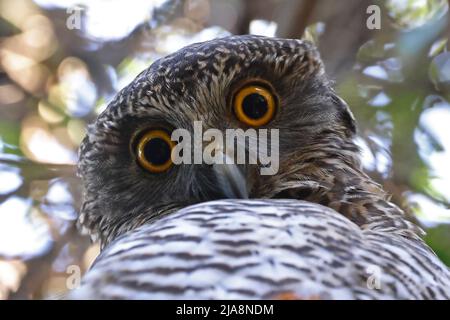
[78,35,357,244]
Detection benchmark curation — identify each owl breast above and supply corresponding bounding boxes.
[70,199,450,300]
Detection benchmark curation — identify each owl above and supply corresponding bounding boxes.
[72,35,450,299]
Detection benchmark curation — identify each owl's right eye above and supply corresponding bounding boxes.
[136,130,175,173]
[233,82,278,127]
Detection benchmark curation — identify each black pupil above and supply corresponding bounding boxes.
[242,93,268,119]
[144,138,171,165]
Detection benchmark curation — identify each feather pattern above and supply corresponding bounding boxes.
[70,200,450,300]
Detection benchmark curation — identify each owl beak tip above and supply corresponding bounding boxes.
[212,161,249,200]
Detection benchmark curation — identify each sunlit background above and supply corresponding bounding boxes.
[0,0,449,299]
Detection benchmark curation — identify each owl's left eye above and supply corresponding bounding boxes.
[136,130,175,173]
[233,83,277,127]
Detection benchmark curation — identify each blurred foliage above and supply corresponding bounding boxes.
[425,224,450,265]
[0,0,449,299]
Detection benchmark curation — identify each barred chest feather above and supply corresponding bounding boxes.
[69,200,450,300]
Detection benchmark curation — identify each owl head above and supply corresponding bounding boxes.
[78,35,357,246]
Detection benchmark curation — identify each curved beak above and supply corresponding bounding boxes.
[212,152,249,199]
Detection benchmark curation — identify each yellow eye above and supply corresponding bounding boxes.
[233,84,277,127]
[136,130,175,173]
